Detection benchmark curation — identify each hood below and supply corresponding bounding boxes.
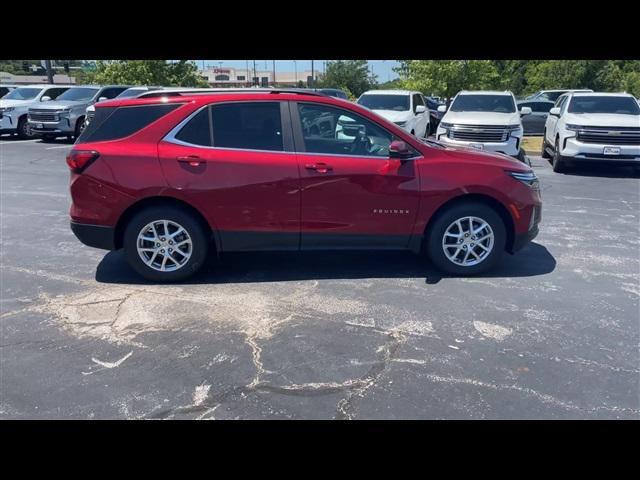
[564,113,640,128]
[370,109,413,123]
[31,100,91,110]
[436,142,528,171]
[0,99,34,108]
[441,111,521,126]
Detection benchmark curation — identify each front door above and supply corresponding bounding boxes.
[292,101,421,250]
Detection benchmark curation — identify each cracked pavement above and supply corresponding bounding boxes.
[1,136,639,419]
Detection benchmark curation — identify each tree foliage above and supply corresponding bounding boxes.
[396,60,640,98]
[319,60,376,98]
[91,60,209,87]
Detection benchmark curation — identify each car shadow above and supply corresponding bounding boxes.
[38,136,75,145]
[562,164,640,179]
[95,242,556,286]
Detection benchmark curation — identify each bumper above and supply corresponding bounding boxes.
[70,221,116,250]
[562,137,640,163]
[28,118,74,135]
[436,132,521,156]
[511,225,539,253]
[0,115,17,132]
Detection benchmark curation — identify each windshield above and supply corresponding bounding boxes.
[450,94,516,113]
[568,96,640,115]
[56,87,99,102]
[3,87,42,101]
[358,94,410,111]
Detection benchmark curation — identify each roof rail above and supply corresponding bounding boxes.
[145,88,327,98]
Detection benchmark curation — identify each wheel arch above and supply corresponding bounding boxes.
[114,196,219,252]
[422,193,515,253]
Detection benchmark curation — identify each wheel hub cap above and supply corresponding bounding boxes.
[136,220,192,272]
[442,216,494,267]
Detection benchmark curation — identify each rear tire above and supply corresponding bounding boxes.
[425,202,506,276]
[123,205,210,282]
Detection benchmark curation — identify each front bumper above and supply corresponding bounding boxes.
[436,132,521,157]
[561,137,640,163]
[0,114,17,133]
[28,118,75,135]
[511,225,539,253]
[70,221,116,250]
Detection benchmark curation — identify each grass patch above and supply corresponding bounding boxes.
[522,136,543,154]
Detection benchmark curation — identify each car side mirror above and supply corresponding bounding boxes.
[520,106,532,116]
[389,140,413,159]
[415,105,426,114]
[98,96,108,102]
[549,107,561,117]
[41,96,51,102]
[437,105,447,113]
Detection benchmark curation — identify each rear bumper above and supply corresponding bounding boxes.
[70,221,116,250]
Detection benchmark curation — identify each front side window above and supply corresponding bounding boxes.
[56,87,100,102]
[568,96,640,115]
[450,94,516,113]
[3,87,42,101]
[297,103,395,158]
[212,102,283,151]
[357,94,410,112]
[99,87,128,100]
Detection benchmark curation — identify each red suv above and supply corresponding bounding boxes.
[68,89,541,282]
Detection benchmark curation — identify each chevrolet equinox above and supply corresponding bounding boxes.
[69,89,542,282]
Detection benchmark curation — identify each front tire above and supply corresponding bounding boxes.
[123,206,210,282]
[17,116,35,139]
[74,117,86,139]
[541,133,551,159]
[425,202,506,276]
[552,137,567,173]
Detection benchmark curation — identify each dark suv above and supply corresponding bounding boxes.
[69,89,541,282]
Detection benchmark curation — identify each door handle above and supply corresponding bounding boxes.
[177,155,203,167]
[305,162,333,173]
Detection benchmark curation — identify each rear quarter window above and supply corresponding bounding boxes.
[77,103,182,143]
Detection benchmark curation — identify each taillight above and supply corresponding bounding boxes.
[66,150,100,173]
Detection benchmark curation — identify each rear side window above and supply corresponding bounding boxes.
[175,107,212,146]
[77,104,181,143]
[211,102,283,151]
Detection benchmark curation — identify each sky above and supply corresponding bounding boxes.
[196,60,400,82]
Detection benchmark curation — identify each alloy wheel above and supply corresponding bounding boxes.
[441,216,494,267]
[136,220,192,272]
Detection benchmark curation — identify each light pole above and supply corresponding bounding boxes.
[311,60,314,89]
[294,60,297,85]
[253,60,257,87]
[272,60,276,87]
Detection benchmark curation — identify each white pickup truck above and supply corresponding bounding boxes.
[435,90,530,164]
[542,92,640,173]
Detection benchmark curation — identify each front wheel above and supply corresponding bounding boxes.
[74,117,86,139]
[552,138,567,173]
[541,133,551,159]
[425,202,506,276]
[17,117,35,139]
[123,206,210,282]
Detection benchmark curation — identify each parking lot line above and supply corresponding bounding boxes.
[45,145,74,150]
[0,139,40,144]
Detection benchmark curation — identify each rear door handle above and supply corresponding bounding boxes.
[177,155,203,167]
[305,162,333,173]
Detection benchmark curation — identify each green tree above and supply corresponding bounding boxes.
[396,60,499,100]
[92,60,209,87]
[319,60,376,97]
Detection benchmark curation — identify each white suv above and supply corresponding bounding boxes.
[542,92,640,173]
[435,90,530,163]
[0,84,70,138]
[356,90,430,138]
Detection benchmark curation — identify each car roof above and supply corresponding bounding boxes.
[360,90,416,95]
[457,90,513,96]
[571,91,635,97]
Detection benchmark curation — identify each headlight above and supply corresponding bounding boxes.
[507,124,523,135]
[565,124,582,131]
[394,121,407,127]
[440,122,453,129]
[1,107,15,113]
[58,109,71,116]
[507,170,539,190]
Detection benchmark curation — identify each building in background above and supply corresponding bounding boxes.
[0,71,76,85]
[203,67,321,88]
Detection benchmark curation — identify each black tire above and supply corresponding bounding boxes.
[425,202,506,276]
[123,205,210,282]
[17,116,35,139]
[552,137,567,173]
[74,117,86,139]
[516,149,530,166]
[541,133,551,159]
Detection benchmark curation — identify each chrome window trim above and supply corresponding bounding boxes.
[163,101,423,160]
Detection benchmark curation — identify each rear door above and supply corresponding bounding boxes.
[157,100,301,251]
[292,101,421,250]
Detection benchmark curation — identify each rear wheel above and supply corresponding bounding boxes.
[123,206,209,282]
[541,133,551,159]
[425,202,506,276]
[552,137,567,173]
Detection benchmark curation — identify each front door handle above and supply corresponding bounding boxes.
[177,155,203,167]
[305,162,333,173]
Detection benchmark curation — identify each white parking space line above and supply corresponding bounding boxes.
[45,145,74,150]
[0,139,40,144]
